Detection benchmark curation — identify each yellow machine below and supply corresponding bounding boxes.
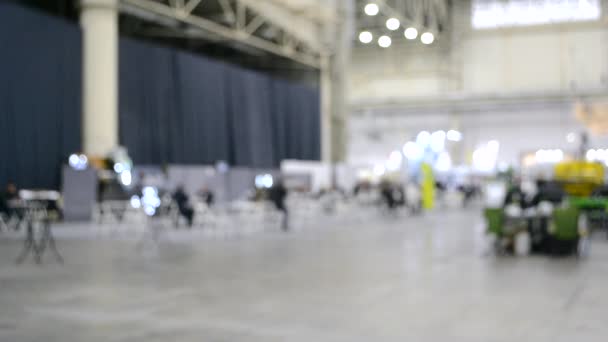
[421,162,435,210]
[554,161,604,196]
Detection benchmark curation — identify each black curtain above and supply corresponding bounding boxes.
[225,68,276,167]
[119,38,176,165]
[173,51,230,164]
[0,3,81,189]
[119,37,321,168]
[272,80,321,161]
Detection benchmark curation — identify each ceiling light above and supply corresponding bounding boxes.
[364,3,379,16]
[421,32,435,44]
[386,18,400,31]
[359,31,373,44]
[404,27,418,40]
[378,35,392,48]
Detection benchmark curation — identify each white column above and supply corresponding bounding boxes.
[328,0,354,164]
[80,0,118,157]
[320,54,333,164]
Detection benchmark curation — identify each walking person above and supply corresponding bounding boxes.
[269,178,289,231]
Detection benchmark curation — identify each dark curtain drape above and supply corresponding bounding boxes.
[272,80,321,161]
[174,51,230,164]
[0,3,81,189]
[119,38,176,165]
[225,68,276,167]
[119,37,321,168]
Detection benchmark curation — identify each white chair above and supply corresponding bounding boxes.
[261,202,284,232]
[95,200,132,237]
[192,201,218,229]
[0,210,27,232]
[0,213,10,232]
[234,201,264,236]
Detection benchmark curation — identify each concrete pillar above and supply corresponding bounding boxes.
[80,0,118,157]
[320,0,355,165]
[448,111,464,165]
[329,48,348,164]
[320,54,333,164]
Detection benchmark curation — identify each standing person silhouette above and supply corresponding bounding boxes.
[269,178,289,231]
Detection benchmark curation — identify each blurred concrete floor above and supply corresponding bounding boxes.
[1,207,608,341]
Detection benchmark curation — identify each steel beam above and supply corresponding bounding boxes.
[183,0,204,14]
[120,0,322,68]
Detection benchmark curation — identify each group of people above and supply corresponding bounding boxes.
[171,180,290,231]
[353,180,420,213]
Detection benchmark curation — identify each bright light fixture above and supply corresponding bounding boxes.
[473,147,497,172]
[378,35,392,48]
[141,186,161,216]
[403,142,423,161]
[364,3,379,16]
[389,150,403,164]
[373,164,386,176]
[416,131,431,147]
[435,152,452,172]
[69,153,88,170]
[386,18,400,30]
[447,130,462,142]
[255,174,274,189]
[114,163,125,173]
[359,31,373,44]
[566,132,576,143]
[386,150,403,171]
[430,130,446,153]
[130,195,141,209]
[535,149,564,164]
[404,27,418,40]
[473,140,500,172]
[471,0,601,29]
[120,170,132,186]
[421,32,434,44]
[69,154,79,168]
[487,140,500,153]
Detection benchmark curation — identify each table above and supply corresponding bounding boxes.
[14,201,63,264]
[502,207,552,253]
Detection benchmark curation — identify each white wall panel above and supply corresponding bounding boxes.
[350,4,608,100]
[347,0,608,166]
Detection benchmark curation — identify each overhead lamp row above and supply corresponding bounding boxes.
[359,30,434,47]
[361,3,435,48]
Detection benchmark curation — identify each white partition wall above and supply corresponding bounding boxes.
[281,160,332,193]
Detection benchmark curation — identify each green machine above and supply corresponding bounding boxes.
[483,205,589,256]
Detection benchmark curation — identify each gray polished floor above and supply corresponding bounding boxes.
[1,207,608,341]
